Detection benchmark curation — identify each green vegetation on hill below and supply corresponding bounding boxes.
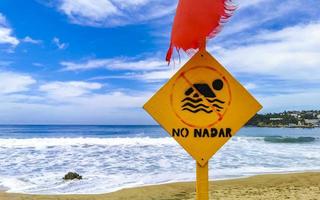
[247,110,320,128]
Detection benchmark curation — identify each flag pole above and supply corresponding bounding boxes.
[200,38,207,51]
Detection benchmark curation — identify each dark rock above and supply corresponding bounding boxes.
[63,172,82,180]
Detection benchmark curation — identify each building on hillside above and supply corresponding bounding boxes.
[305,119,320,126]
[270,118,283,121]
[288,123,298,128]
[290,113,300,118]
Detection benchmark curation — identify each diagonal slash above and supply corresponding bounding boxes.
[180,73,223,119]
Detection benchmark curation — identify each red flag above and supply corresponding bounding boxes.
[166,0,235,63]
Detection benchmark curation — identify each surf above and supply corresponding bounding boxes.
[264,136,316,143]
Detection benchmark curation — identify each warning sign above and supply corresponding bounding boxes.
[144,50,262,166]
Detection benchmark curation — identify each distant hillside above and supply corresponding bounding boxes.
[247,110,320,128]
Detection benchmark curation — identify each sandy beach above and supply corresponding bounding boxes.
[1,172,319,200]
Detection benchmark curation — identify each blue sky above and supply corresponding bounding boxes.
[0,0,319,124]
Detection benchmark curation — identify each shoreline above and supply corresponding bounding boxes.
[1,172,320,199]
[3,169,320,195]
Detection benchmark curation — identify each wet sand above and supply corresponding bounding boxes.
[1,172,319,200]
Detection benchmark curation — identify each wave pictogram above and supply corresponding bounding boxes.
[181,97,203,103]
[207,99,225,104]
[181,96,224,113]
[181,79,226,114]
[181,95,212,113]
[182,107,213,113]
[182,102,209,109]
[212,103,223,109]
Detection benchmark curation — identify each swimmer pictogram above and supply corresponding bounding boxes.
[181,79,226,114]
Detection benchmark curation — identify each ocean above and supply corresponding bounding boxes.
[0,125,319,194]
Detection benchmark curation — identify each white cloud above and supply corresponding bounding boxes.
[0,71,36,94]
[244,83,258,90]
[0,14,5,24]
[0,91,153,124]
[212,0,317,41]
[61,57,167,71]
[38,80,150,110]
[22,36,42,44]
[0,78,153,124]
[236,0,267,9]
[213,23,320,80]
[39,81,102,98]
[61,21,320,88]
[0,28,19,46]
[61,56,188,83]
[258,91,320,112]
[0,75,153,124]
[0,13,19,47]
[32,62,45,67]
[55,0,177,27]
[60,0,119,24]
[52,37,68,49]
[66,91,151,109]
[0,60,12,67]
[87,68,180,83]
[137,70,176,82]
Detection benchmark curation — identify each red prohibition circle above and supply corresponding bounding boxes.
[170,66,232,128]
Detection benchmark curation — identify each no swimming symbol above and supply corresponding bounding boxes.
[170,66,231,128]
[181,79,225,114]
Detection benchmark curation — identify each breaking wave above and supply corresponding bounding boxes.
[264,136,316,143]
[1,127,320,194]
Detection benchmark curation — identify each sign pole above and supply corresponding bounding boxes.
[196,162,209,200]
[195,38,209,200]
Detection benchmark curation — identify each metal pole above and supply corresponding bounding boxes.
[197,37,209,200]
[196,161,209,200]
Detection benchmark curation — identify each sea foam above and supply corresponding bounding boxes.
[0,132,320,194]
[0,137,175,148]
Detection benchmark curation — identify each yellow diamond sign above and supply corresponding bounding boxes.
[144,50,262,166]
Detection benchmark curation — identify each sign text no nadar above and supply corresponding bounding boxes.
[172,128,232,138]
